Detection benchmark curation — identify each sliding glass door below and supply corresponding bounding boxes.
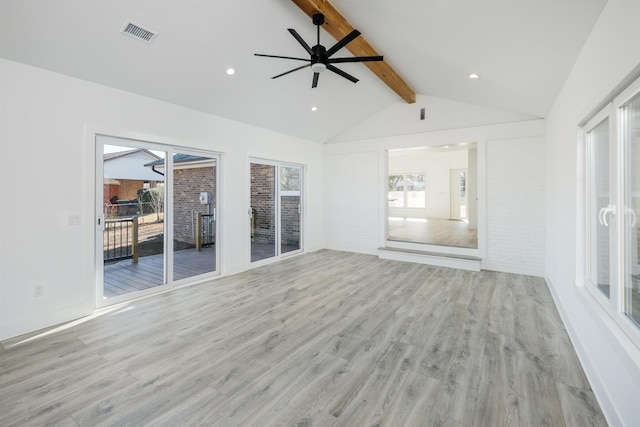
[96,136,220,306]
[99,141,167,300]
[172,152,218,281]
[250,163,277,262]
[280,166,302,255]
[250,160,303,263]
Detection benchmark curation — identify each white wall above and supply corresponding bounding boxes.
[330,94,538,143]
[324,120,546,276]
[0,58,324,340]
[324,151,380,254]
[485,137,545,276]
[545,0,640,425]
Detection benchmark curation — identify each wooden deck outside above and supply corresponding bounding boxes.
[104,243,301,298]
[104,246,216,298]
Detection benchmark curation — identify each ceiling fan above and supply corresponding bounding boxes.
[254,12,383,88]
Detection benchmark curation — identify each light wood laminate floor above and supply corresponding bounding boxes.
[0,250,606,426]
[388,218,478,248]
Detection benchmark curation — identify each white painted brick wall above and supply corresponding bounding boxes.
[485,137,545,275]
[323,139,546,275]
[324,151,380,254]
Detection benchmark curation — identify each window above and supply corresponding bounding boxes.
[585,75,640,340]
[586,117,611,300]
[621,93,640,327]
[280,166,301,196]
[388,173,426,208]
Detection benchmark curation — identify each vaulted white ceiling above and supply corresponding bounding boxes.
[0,0,606,143]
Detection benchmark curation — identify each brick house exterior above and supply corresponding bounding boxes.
[281,195,300,246]
[173,162,217,246]
[143,153,218,247]
[250,163,276,244]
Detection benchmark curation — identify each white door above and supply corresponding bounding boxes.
[450,169,467,220]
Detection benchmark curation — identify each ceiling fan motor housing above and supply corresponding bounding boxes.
[312,44,328,66]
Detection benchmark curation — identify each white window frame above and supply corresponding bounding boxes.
[583,75,640,349]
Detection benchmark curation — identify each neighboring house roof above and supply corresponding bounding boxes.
[103,148,165,181]
[104,148,159,161]
[145,153,215,169]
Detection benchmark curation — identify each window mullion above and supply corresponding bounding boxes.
[613,102,624,315]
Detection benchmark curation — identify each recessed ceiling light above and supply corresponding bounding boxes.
[226,68,236,76]
[311,106,318,112]
[469,73,480,79]
[443,145,450,148]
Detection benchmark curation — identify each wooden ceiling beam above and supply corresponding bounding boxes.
[291,0,416,104]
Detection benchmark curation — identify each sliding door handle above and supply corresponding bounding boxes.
[599,204,616,227]
[626,207,636,227]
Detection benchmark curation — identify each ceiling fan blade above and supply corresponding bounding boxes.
[312,72,320,88]
[326,29,361,57]
[288,29,313,55]
[328,55,383,64]
[327,56,384,64]
[271,63,311,79]
[326,64,359,83]
[254,53,309,62]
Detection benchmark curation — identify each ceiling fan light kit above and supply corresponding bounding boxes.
[311,62,326,73]
[254,12,383,88]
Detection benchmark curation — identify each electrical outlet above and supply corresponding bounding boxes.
[34,285,44,298]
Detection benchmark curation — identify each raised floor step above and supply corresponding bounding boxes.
[378,246,482,271]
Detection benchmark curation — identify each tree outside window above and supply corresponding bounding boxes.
[388,173,426,208]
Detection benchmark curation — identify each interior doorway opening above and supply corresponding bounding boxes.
[387,144,477,249]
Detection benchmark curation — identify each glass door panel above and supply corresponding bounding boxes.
[172,153,218,281]
[450,169,467,220]
[251,163,277,262]
[622,95,640,325]
[587,118,612,299]
[280,166,302,255]
[101,143,166,300]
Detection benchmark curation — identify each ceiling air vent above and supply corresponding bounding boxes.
[120,20,157,43]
